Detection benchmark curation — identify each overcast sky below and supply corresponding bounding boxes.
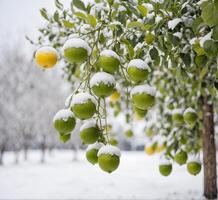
[0,0,72,92]
[0,0,71,51]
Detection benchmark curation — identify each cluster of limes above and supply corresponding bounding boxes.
[35,37,157,173]
[34,37,201,176]
[143,107,201,177]
[158,152,201,177]
[144,139,201,176]
[172,108,198,127]
[144,140,201,176]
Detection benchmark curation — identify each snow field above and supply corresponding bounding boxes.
[0,150,203,200]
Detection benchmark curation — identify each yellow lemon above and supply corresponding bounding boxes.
[155,144,165,153]
[144,145,155,155]
[110,91,120,102]
[35,46,58,69]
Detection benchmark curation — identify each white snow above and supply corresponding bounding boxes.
[36,46,57,54]
[128,59,150,70]
[87,142,104,151]
[100,50,120,61]
[188,154,201,164]
[71,92,96,106]
[184,107,196,115]
[80,120,97,132]
[197,0,207,5]
[142,3,153,11]
[172,108,184,115]
[90,72,116,87]
[190,37,198,45]
[155,15,162,23]
[97,145,121,157]
[65,93,73,108]
[199,31,212,47]
[118,5,126,12]
[173,32,182,39]
[168,18,182,30]
[159,157,172,166]
[90,3,105,16]
[63,38,91,55]
[131,84,156,97]
[152,0,164,3]
[0,150,204,199]
[53,109,74,122]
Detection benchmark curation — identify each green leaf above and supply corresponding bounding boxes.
[208,85,217,97]
[86,14,97,27]
[99,33,106,44]
[201,2,218,27]
[193,42,206,56]
[54,11,59,22]
[123,3,140,17]
[74,12,87,20]
[180,53,191,67]
[107,0,114,5]
[120,39,134,59]
[212,25,218,40]
[149,47,158,60]
[203,40,218,57]
[215,81,218,90]
[214,0,218,10]
[72,0,86,11]
[192,17,204,34]
[199,66,208,80]
[63,20,74,28]
[137,5,148,17]
[145,32,155,44]
[55,0,63,10]
[194,55,207,67]
[127,21,144,29]
[40,8,49,21]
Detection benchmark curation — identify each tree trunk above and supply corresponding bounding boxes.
[202,96,217,199]
[24,146,28,161]
[0,146,5,165]
[40,143,46,163]
[14,150,19,164]
[72,145,78,162]
[48,146,54,157]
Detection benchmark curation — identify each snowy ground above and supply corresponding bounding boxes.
[0,150,203,200]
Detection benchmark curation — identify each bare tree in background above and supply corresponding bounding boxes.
[0,39,68,164]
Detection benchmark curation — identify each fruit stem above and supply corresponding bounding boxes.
[103,98,110,143]
[96,98,106,144]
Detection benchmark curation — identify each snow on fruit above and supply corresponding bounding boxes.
[80,120,100,144]
[90,72,116,98]
[131,84,156,110]
[98,50,120,74]
[183,108,197,126]
[53,109,76,134]
[70,93,96,120]
[159,157,173,176]
[172,109,184,125]
[187,156,202,176]
[63,38,91,64]
[97,145,121,173]
[86,142,104,165]
[127,59,150,82]
[174,150,188,165]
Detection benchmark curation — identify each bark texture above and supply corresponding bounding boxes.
[202,96,217,199]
